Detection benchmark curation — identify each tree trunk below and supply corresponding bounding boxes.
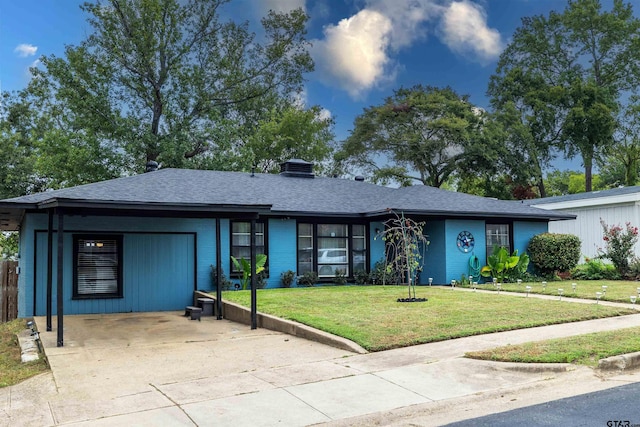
[537,178,547,199]
[584,154,593,192]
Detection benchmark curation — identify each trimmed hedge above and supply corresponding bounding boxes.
[528,233,581,278]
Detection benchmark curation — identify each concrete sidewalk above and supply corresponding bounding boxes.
[2,304,640,426]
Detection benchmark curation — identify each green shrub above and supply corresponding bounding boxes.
[480,246,530,283]
[256,269,268,289]
[333,269,348,286]
[627,257,640,279]
[598,220,639,278]
[210,265,233,290]
[297,271,318,287]
[280,270,295,288]
[370,259,402,285]
[571,258,620,280]
[354,270,370,285]
[528,233,581,278]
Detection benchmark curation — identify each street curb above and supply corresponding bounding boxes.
[195,291,368,354]
[598,351,640,371]
[500,362,574,373]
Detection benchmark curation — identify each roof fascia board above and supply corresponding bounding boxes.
[36,198,272,214]
[530,193,639,210]
[363,209,575,221]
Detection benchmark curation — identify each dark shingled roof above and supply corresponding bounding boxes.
[522,186,640,205]
[0,168,574,229]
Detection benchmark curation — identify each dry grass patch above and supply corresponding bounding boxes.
[221,286,636,352]
[0,319,49,387]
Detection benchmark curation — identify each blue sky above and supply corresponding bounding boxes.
[0,0,622,171]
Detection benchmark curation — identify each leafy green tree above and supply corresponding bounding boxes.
[0,232,18,260]
[490,0,640,192]
[545,169,604,196]
[27,0,313,172]
[543,170,573,197]
[599,102,640,187]
[232,99,334,174]
[0,93,38,198]
[337,85,495,188]
[0,82,125,194]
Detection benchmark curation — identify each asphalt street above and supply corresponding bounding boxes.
[446,382,640,427]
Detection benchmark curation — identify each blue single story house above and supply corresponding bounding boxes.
[0,160,572,343]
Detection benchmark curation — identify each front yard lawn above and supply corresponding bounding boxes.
[462,280,640,303]
[221,286,637,352]
[466,326,640,366]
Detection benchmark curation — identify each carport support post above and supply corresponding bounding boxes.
[46,209,53,331]
[250,218,257,329]
[56,209,64,347]
[215,218,222,320]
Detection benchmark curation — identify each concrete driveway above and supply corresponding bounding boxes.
[17,312,353,426]
[3,308,640,426]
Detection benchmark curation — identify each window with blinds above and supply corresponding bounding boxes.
[73,235,123,298]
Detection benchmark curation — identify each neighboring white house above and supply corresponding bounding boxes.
[524,186,640,260]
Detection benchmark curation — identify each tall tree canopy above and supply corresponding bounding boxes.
[598,101,640,187]
[490,0,640,193]
[337,85,496,188]
[18,0,323,181]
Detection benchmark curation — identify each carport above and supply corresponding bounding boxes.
[0,195,270,347]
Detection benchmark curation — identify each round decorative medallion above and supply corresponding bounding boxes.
[456,231,475,253]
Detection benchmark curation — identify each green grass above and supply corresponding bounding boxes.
[0,319,49,388]
[466,326,640,366]
[462,280,640,303]
[220,286,636,352]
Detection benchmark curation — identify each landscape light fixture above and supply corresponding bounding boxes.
[602,285,608,296]
[517,279,522,285]
[571,283,577,292]
[542,281,547,291]
[631,296,637,305]
[558,289,564,300]
[496,283,502,293]
[525,286,532,297]
[472,281,478,292]
[428,277,433,286]
[596,292,603,304]
[451,279,456,288]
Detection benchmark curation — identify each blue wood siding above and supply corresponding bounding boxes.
[267,219,297,288]
[514,221,548,255]
[424,220,446,284]
[32,231,195,315]
[17,214,35,317]
[370,221,385,269]
[20,214,211,316]
[445,220,486,285]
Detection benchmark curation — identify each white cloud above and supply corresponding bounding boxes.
[14,43,38,57]
[311,0,503,98]
[309,1,438,99]
[364,0,442,50]
[439,0,503,61]
[291,89,308,109]
[317,107,332,121]
[311,9,393,99]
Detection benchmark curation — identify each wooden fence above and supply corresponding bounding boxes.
[1,261,18,322]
